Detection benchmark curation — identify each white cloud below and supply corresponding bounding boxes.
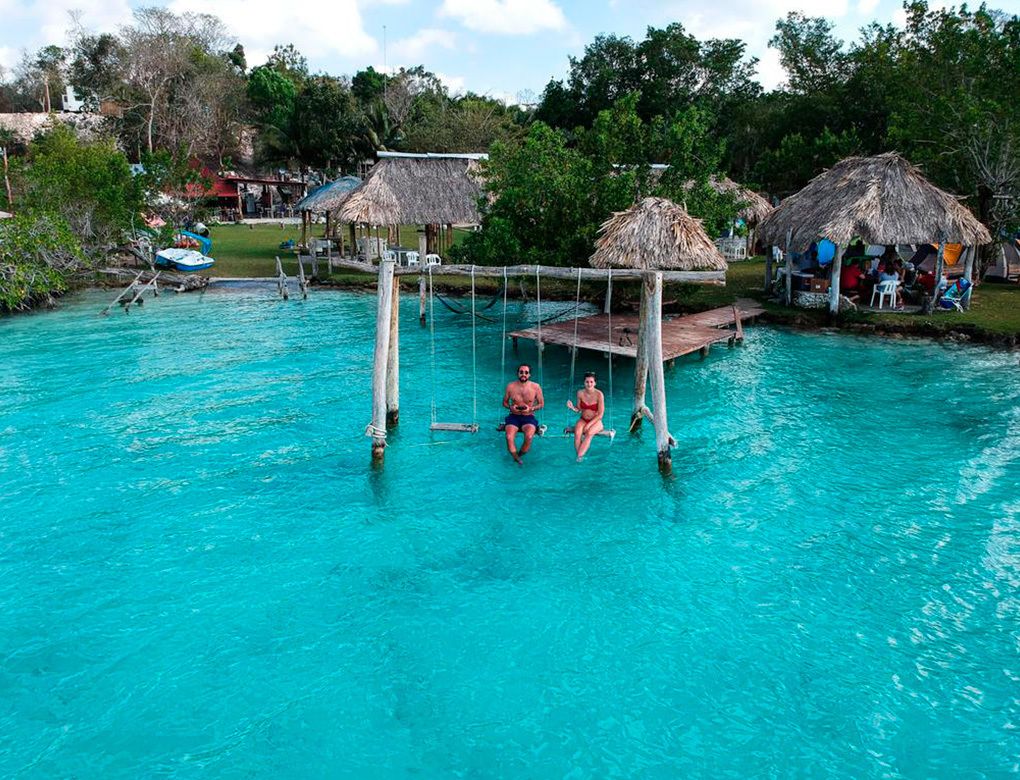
[756,47,786,91]
[438,0,567,35]
[170,0,378,65]
[857,0,880,13]
[435,71,466,94]
[393,28,456,62]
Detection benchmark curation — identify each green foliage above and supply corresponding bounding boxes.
[752,127,861,196]
[352,67,387,104]
[0,211,84,311]
[17,124,142,247]
[293,76,365,170]
[454,123,636,267]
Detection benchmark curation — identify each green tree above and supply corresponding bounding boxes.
[0,212,83,312]
[293,76,364,170]
[16,124,142,248]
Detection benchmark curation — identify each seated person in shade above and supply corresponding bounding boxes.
[878,264,904,307]
[839,259,865,302]
[845,239,868,263]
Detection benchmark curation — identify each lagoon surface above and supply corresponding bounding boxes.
[1,286,1018,777]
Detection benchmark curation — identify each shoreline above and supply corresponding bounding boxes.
[10,276,1017,352]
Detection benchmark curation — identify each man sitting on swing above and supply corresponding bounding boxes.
[502,363,544,464]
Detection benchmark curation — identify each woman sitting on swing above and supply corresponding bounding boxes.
[566,372,604,462]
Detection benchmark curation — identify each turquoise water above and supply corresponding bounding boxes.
[1,286,1018,777]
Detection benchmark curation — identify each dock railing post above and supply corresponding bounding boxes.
[644,271,672,474]
[370,259,396,462]
[386,278,400,426]
[630,276,650,432]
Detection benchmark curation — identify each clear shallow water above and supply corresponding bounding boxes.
[1,286,1018,778]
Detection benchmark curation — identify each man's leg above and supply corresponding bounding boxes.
[505,425,521,462]
[519,424,537,456]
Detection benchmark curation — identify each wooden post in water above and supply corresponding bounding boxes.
[828,244,844,316]
[418,274,427,325]
[604,272,613,314]
[643,272,672,474]
[386,279,400,426]
[370,259,396,461]
[629,277,650,432]
[784,228,793,306]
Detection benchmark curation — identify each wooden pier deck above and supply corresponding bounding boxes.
[509,301,764,361]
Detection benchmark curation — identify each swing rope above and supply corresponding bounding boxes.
[470,265,477,427]
[607,268,615,432]
[499,266,508,425]
[536,265,543,388]
[569,266,582,392]
[428,264,437,427]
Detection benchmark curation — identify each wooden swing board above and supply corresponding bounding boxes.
[563,426,616,439]
[430,422,479,433]
[497,423,548,436]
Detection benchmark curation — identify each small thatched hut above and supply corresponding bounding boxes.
[590,196,727,272]
[294,175,361,248]
[590,197,725,473]
[337,153,485,256]
[708,176,773,226]
[757,152,992,313]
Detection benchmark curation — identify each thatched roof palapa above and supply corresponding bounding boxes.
[295,176,361,213]
[590,196,727,272]
[708,176,773,225]
[757,152,992,251]
[337,154,484,225]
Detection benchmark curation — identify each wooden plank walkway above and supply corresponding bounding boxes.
[509,301,764,362]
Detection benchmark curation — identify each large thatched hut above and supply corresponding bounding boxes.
[758,152,992,313]
[337,152,485,257]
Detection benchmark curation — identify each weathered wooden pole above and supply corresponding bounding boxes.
[828,244,844,316]
[418,274,427,325]
[604,272,613,314]
[348,224,357,258]
[763,245,773,293]
[962,245,975,310]
[370,259,396,461]
[629,277,650,432]
[386,278,400,426]
[644,272,672,474]
[932,240,946,307]
[784,228,793,306]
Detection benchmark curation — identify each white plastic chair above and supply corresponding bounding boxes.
[381,250,396,264]
[870,279,899,309]
[424,253,442,267]
[405,251,420,267]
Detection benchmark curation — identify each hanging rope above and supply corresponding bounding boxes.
[471,265,478,427]
[500,266,508,425]
[607,268,615,432]
[535,264,543,388]
[428,264,437,427]
[569,266,582,392]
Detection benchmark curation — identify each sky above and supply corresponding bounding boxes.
[1,0,1019,101]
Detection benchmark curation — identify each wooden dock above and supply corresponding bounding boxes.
[509,301,764,362]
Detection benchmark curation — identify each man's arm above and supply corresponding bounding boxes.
[502,384,513,410]
[532,384,545,412]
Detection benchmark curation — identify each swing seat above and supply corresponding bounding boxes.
[430,422,479,433]
[563,426,616,440]
[497,422,548,436]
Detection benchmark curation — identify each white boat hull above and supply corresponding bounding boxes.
[155,248,215,272]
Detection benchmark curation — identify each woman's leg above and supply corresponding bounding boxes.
[573,418,587,454]
[576,419,603,460]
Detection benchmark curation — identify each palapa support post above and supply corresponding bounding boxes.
[370,259,396,461]
[963,246,975,310]
[644,272,672,474]
[932,239,946,308]
[764,248,773,293]
[784,228,793,306]
[349,224,357,259]
[629,275,651,432]
[386,278,400,427]
[828,244,844,316]
[418,274,427,325]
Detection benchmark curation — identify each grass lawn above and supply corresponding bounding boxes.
[205,223,473,277]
